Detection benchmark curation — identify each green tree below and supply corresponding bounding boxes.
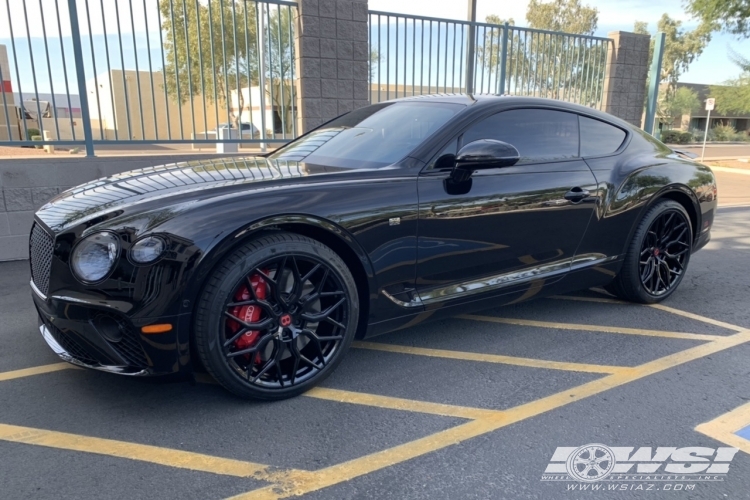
[657,86,701,127]
[633,15,712,89]
[525,0,599,35]
[160,1,299,134]
[710,52,750,114]
[160,0,255,111]
[262,6,295,135]
[686,0,750,37]
[711,75,750,114]
[476,15,518,87]
[728,48,750,71]
[525,0,602,104]
[479,0,604,104]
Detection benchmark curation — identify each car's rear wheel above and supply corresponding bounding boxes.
[606,200,693,304]
[194,233,359,400]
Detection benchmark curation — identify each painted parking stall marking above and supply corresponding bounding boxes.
[697,401,750,456]
[0,293,748,499]
[0,362,77,382]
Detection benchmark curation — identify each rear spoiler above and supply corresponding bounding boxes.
[672,148,698,160]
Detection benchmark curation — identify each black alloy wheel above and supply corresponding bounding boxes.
[606,200,693,304]
[638,210,691,296]
[194,233,359,400]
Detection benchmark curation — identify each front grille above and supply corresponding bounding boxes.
[30,223,54,296]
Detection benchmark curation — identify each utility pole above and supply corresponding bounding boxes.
[465,0,477,94]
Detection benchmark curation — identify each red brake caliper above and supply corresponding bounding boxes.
[227,271,267,364]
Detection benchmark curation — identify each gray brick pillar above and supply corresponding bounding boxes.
[294,0,370,133]
[602,31,650,127]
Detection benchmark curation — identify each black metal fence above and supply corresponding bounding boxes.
[368,12,611,108]
[0,0,298,155]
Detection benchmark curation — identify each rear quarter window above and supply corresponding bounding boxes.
[579,116,627,157]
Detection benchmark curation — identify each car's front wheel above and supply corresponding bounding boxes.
[194,233,359,400]
[606,200,693,304]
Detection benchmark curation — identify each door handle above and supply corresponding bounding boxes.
[564,187,590,202]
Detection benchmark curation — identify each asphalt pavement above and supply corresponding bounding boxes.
[1,167,750,499]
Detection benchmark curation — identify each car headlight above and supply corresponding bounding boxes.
[130,236,166,264]
[70,232,120,283]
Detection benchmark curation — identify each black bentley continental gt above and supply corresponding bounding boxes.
[30,95,717,399]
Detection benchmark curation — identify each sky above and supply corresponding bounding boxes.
[369,0,750,84]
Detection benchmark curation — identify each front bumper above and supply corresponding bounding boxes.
[32,281,188,376]
[39,323,148,376]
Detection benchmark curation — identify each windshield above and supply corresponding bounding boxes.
[269,101,464,168]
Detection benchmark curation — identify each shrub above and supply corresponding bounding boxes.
[31,135,43,149]
[661,130,692,144]
[689,128,705,142]
[712,124,739,141]
[26,128,40,140]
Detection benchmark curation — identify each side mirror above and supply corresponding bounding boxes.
[455,139,520,170]
[442,140,521,195]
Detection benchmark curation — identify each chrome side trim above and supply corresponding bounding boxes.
[30,279,48,301]
[382,253,619,308]
[381,289,423,308]
[39,324,148,376]
[570,253,618,271]
[418,257,572,305]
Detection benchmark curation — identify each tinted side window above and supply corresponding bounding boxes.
[461,109,579,162]
[579,116,626,156]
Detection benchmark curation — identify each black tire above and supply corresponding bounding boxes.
[606,200,693,304]
[194,232,359,400]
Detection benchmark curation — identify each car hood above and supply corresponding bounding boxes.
[35,156,358,233]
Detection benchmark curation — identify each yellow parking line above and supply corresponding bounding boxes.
[353,341,625,375]
[550,296,744,332]
[580,289,744,332]
[696,401,750,455]
[0,363,76,382]
[458,314,722,341]
[0,423,311,483]
[305,387,500,420]
[227,418,510,500]
[198,374,500,418]
[647,303,745,332]
[232,330,750,500]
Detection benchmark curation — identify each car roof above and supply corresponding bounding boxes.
[390,93,632,129]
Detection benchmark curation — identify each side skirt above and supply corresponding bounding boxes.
[363,258,622,338]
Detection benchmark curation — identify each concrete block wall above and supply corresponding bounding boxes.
[294,0,370,133]
[0,154,240,261]
[602,31,651,127]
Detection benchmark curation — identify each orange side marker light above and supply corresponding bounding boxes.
[141,324,173,334]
